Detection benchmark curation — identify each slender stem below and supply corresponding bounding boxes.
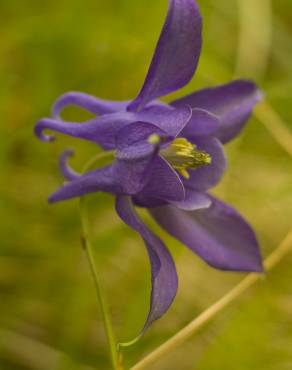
[83,150,116,171]
[130,229,292,370]
[79,152,121,370]
[80,197,120,370]
[118,334,143,350]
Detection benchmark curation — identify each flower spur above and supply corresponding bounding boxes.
[35,0,263,333]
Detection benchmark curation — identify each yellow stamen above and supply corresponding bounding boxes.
[178,168,190,179]
[161,137,212,178]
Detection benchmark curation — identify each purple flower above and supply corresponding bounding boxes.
[35,0,263,331]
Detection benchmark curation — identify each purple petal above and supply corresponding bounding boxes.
[115,122,170,161]
[52,91,129,119]
[150,196,263,272]
[185,137,226,191]
[116,196,178,331]
[49,165,120,203]
[133,196,167,209]
[139,105,192,137]
[172,80,263,143]
[134,188,210,210]
[50,122,168,203]
[112,159,154,195]
[114,122,169,194]
[128,0,202,112]
[34,114,135,148]
[35,106,190,149]
[170,188,211,210]
[138,156,185,202]
[49,158,154,203]
[50,161,155,202]
[180,108,220,137]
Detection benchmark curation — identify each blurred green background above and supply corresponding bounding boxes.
[1,0,292,369]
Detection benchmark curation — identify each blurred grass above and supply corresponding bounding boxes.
[1,0,292,369]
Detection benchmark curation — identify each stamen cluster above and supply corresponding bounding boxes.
[161,138,212,179]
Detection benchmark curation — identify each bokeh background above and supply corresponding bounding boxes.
[1,0,292,369]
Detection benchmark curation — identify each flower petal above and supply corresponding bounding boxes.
[50,122,169,203]
[115,122,170,161]
[139,105,192,137]
[150,195,263,272]
[35,106,190,149]
[128,0,202,112]
[49,161,153,203]
[170,188,211,210]
[114,122,169,194]
[116,196,178,331]
[134,188,210,210]
[52,91,129,119]
[133,196,167,209]
[180,108,220,137]
[185,137,226,191]
[49,165,120,203]
[172,80,263,143]
[138,156,185,203]
[34,114,136,148]
[49,157,156,203]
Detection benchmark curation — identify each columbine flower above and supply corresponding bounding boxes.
[35,0,263,331]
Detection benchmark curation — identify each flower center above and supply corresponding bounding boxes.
[159,137,211,179]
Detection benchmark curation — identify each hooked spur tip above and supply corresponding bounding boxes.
[59,148,80,181]
[34,120,56,142]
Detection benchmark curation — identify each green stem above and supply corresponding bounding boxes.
[79,151,121,370]
[83,150,115,171]
[80,197,119,370]
[118,334,142,350]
